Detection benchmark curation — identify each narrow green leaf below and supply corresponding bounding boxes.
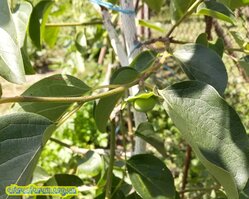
[135,122,167,157]
[173,43,228,95]
[43,26,60,48]
[0,113,54,199]
[230,31,244,48]
[130,50,157,73]
[159,81,249,199]
[238,55,249,76]
[94,67,138,132]
[142,0,163,12]
[29,0,53,49]
[138,20,164,33]
[127,154,175,199]
[18,74,91,121]
[170,0,195,24]
[21,38,36,75]
[197,1,236,24]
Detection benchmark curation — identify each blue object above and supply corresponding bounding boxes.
[90,0,135,14]
[129,42,143,57]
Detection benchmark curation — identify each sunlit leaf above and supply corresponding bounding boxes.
[18,74,91,121]
[159,81,249,199]
[43,26,60,48]
[197,1,236,24]
[0,0,26,84]
[13,1,33,47]
[173,43,227,95]
[77,150,104,178]
[138,20,164,33]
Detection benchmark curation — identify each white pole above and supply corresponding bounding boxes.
[120,0,147,154]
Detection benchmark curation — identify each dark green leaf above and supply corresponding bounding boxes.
[197,1,236,24]
[196,34,224,57]
[29,0,53,49]
[170,0,195,24]
[126,192,143,199]
[238,55,249,76]
[18,74,91,121]
[130,50,157,73]
[135,122,167,157]
[21,36,35,75]
[0,113,54,199]
[94,67,138,132]
[196,33,209,47]
[142,0,163,12]
[173,43,228,95]
[159,81,249,199]
[45,174,83,186]
[209,38,224,57]
[217,0,249,9]
[126,154,175,199]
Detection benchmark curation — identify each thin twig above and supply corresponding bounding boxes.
[181,145,192,199]
[205,16,213,40]
[45,21,103,27]
[105,121,116,199]
[166,0,205,37]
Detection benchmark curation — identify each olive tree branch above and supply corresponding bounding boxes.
[0,61,162,105]
[45,21,103,27]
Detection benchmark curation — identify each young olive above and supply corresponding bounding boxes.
[133,97,157,112]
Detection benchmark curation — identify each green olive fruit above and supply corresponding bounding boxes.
[133,97,157,112]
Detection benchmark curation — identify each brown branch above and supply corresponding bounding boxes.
[205,16,213,40]
[213,19,249,82]
[181,145,192,199]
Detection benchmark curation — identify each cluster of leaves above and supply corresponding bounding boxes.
[2,0,249,199]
